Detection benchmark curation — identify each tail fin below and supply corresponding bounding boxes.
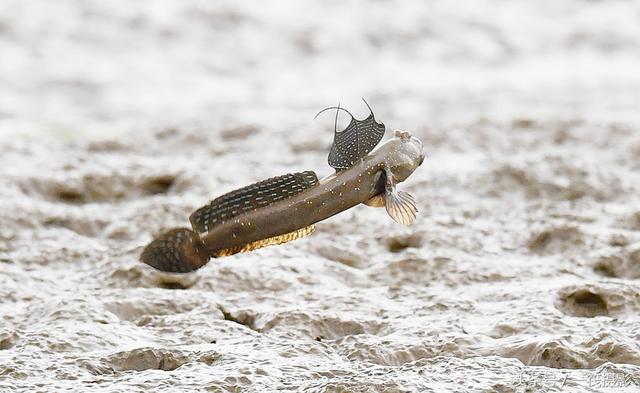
[140,228,209,273]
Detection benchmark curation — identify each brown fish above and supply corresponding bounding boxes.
[140,103,425,273]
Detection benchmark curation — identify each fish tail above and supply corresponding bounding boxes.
[140,227,209,273]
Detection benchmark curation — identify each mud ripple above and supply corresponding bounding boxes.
[556,283,640,318]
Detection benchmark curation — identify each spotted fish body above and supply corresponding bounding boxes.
[190,171,319,233]
[140,171,321,272]
[140,105,425,273]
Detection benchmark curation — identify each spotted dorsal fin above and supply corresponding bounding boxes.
[317,99,385,170]
[189,171,318,233]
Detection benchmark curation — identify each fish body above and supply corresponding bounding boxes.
[140,106,425,273]
[201,149,381,256]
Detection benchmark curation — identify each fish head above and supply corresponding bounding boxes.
[384,130,425,183]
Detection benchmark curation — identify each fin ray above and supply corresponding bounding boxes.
[381,167,418,226]
[327,102,385,169]
[190,171,318,233]
[385,190,418,226]
[212,225,316,257]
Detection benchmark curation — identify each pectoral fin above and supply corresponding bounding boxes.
[385,190,418,225]
[382,167,418,226]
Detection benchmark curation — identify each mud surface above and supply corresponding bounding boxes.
[1,1,640,392]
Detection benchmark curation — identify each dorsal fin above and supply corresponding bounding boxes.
[318,99,385,170]
[189,171,319,233]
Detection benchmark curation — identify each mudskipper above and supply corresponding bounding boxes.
[141,100,425,272]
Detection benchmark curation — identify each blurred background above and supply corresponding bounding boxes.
[1,0,639,140]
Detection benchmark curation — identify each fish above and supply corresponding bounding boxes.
[140,100,426,273]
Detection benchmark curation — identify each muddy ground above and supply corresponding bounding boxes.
[1,1,640,392]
